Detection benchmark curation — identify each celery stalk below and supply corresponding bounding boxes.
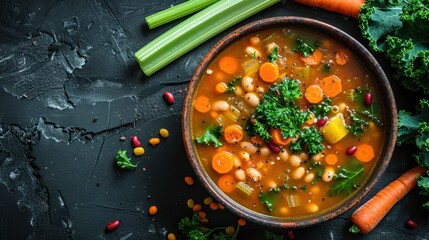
[145,0,219,29]
[135,0,281,76]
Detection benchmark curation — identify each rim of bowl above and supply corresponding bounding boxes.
[182,16,397,228]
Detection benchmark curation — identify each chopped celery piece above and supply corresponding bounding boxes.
[135,0,282,76]
[224,105,241,122]
[344,89,355,102]
[145,0,219,29]
[293,66,310,81]
[236,182,254,197]
[286,195,299,208]
[242,59,260,76]
[321,113,349,144]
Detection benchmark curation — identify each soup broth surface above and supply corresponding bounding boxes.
[191,27,384,218]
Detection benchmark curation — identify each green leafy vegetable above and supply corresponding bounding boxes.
[195,125,223,147]
[248,78,323,155]
[226,75,242,93]
[328,159,364,196]
[178,213,240,240]
[115,150,138,169]
[290,127,324,155]
[321,63,331,72]
[264,231,284,240]
[348,112,369,136]
[310,97,332,119]
[398,99,429,208]
[359,0,429,93]
[349,224,361,234]
[268,46,279,62]
[259,188,281,212]
[293,38,314,57]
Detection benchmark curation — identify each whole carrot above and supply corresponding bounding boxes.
[293,0,365,18]
[351,166,426,234]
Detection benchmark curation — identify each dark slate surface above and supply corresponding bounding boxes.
[0,0,427,239]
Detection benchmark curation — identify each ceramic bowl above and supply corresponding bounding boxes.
[182,17,397,228]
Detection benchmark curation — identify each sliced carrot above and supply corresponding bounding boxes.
[212,151,234,174]
[300,49,323,66]
[325,154,338,165]
[335,50,349,65]
[193,95,211,113]
[210,110,218,119]
[320,75,342,97]
[214,82,228,94]
[354,144,375,162]
[251,135,263,145]
[219,56,239,75]
[218,174,236,193]
[351,166,426,234]
[305,84,324,103]
[292,0,364,19]
[224,124,244,144]
[259,62,279,83]
[269,128,291,146]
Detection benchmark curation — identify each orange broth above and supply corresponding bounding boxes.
[191,28,384,218]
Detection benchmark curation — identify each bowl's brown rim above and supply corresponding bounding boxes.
[182,16,397,228]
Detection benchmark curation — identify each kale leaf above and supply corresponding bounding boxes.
[293,38,314,57]
[268,46,279,62]
[264,231,284,240]
[327,159,364,196]
[398,99,429,208]
[310,97,332,119]
[178,213,240,240]
[259,188,281,212]
[290,127,324,155]
[195,125,223,147]
[226,75,242,93]
[115,150,138,169]
[359,0,429,93]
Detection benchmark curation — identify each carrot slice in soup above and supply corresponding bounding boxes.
[218,174,236,193]
[335,50,349,65]
[193,95,211,113]
[320,75,342,97]
[224,124,244,144]
[219,56,239,75]
[212,152,234,174]
[269,128,291,146]
[325,154,338,165]
[354,144,375,162]
[300,49,323,66]
[305,85,324,103]
[259,62,279,83]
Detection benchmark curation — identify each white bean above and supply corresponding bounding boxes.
[245,46,261,59]
[241,76,255,92]
[311,153,323,162]
[233,156,241,168]
[235,169,246,181]
[299,152,309,161]
[234,86,244,96]
[304,172,315,183]
[239,151,250,162]
[292,167,305,180]
[322,167,335,182]
[239,141,258,154]
[244,92,260,107]
[279,148,289,161]
[289,154,302,167]
[212,100,230,112]
[256,86,265,95]
[246,168,262,182]
[259,147,270,156]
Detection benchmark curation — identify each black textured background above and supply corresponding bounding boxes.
[0,0,427,239]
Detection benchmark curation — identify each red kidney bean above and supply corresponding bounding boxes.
[105,220,121,232]
[406,219,417,229]
[267,142,281,153]
[163,91,174,104]
[364,92,373,106]
[345,146,357,155]
[287,230,295,239]
[316,117,328,127]
[131,135,141,147]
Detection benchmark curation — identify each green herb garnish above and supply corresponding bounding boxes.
[310,97,332,119]
[268,46,279,62]
[293,38,314,57]
[178,213,240,240]
[289,127,324,155]
[328,159,364,196]
[264,231,284,240]
[322,63,331,72]
[195,125,223,147]
[226,75,242,93]
[259,188,281,212]
[115,150,138,169]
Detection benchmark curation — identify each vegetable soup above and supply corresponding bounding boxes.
[191,27,384,218]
